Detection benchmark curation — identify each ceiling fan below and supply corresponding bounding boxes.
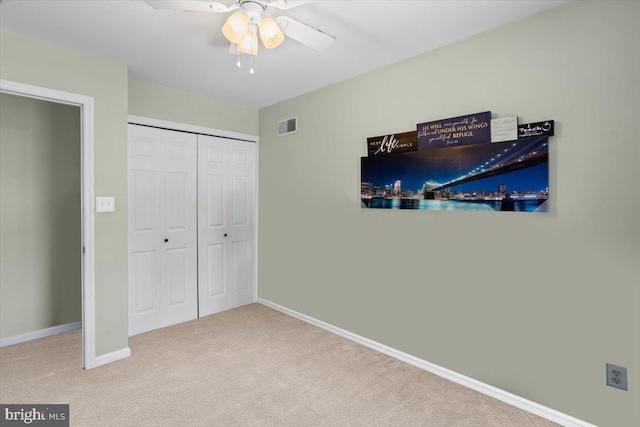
[144,0,336,59]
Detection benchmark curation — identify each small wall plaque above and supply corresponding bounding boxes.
[518,120,554,138]
[491,116,518,143]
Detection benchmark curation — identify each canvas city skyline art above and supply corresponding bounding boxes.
[361,136,549,212]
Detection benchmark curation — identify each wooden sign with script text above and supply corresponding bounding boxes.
[367,131,417,156]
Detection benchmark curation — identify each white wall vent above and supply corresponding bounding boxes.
[278,117,297,136]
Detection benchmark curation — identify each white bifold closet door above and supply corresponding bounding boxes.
[197,135,256,317]
[128,125,198,336]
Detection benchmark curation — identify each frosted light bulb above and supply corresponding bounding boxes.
[262,22,277,39]
[230,18,245,33]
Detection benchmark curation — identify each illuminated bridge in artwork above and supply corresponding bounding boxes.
[426,138,549,193]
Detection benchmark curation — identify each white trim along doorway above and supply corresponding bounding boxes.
[0,79,98,369]
[127,115,259,335]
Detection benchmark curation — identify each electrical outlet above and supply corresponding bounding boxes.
[606,363,628,391]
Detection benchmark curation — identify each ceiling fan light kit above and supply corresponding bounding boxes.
[223,1,284,56]
[145,0,336,74]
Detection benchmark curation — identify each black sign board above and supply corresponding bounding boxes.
[518,120,554,139]
[417,111,491,150]
[367,131,417,156]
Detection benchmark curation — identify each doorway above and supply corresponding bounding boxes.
[0,79,97,369]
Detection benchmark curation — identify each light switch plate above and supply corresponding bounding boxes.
[96,197,115,213]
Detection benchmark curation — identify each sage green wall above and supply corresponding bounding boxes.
[128,79,258,135]
[258,2,640,426]
[0,94,81,340]
[0,31,129,357]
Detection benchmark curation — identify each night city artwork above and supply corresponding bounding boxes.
[361,136,549,212]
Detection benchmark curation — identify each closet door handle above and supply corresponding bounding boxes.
[224,233,228,237]
[164,238,169,243]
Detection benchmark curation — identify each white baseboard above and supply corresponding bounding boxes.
[88,347,132,369]
[258,298,596,427]
[0,321,82,348]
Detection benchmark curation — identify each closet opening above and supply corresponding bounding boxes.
[127,117,257,336]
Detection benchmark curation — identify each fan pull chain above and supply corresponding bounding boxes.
[249,33,255,75]
[236,51,241,69]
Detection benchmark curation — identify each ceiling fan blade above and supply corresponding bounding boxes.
[275,16,335,51]
[267,0,310,10]
[144,1,239,13]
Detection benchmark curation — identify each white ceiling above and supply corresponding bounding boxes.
[0,0,569,109]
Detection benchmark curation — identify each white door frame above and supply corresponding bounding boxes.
[1,79,97,369]
[127,115,260,312]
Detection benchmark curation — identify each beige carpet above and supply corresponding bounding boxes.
[0,303,559,426]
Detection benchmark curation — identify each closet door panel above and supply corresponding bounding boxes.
[198,136,230,316]
[206,243,225,297]
[198,135,255,317]
[131,171,156,233]
[163,245,193,327]
[166,172,188,230]
[232,239,251,304]
[206,174,225,228]
[130,250,160,334]
[129,127,163,336]
[128,125,197,336]
[228,142,255,307]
